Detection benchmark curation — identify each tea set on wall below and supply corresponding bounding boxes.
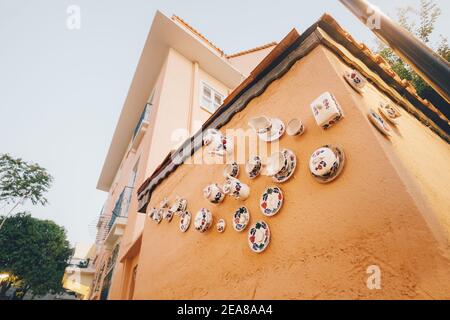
[148,67,403,254]
[343,68,402,137]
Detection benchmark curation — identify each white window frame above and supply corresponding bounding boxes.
[199,81,224,114]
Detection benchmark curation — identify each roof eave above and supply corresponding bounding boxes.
[96,11,244,192]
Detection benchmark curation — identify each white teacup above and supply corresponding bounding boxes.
[248,116,272,134]
[203,183,225,204]
[346,70,366,90]
[265,152,288,177]
[286,118,305,136]
[223,176,250,200]
[245,156,262,179]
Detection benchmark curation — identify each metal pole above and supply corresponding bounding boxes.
[338,0,450,103]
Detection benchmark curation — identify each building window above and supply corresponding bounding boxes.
[200,81,224,114]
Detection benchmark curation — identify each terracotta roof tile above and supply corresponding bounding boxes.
[172,15,226,56]
[226,42,278,59]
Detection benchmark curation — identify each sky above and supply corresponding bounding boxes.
[0,0,448,245]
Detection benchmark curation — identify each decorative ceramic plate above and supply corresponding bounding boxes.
[194,208,213,233]
[179,211,191,233]
[248,221,271,254]
[309,145,346,184]
[260,186,284,217]
[216,219,226,233]
[233,207,250,232]
[258,118,286,142]
[368,109,392,137]
[272,149,297,183]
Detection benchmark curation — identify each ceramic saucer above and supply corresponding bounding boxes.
[272,149,297,183]
[368,109,392,137]
[233,207,250,232]
[216,219,226,233]
[179,211,191,233]
[260,186,284,217]
[194,208,213,233]
[248,221,271,254]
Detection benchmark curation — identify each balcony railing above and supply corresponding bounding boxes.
[132,103,151,140]
[104,186,133,238]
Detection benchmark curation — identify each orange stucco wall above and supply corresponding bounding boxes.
[126,45,450,299]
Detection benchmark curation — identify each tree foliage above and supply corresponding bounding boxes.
[0,212,72,299]
[376,0,449,98]
[0,154,53,206]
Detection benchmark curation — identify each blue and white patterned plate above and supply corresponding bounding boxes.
[259,187,283,217]
[233,207,250,232]
[248,221,271,253]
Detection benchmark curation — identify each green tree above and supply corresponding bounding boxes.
[376,0,449,99]
[0,212,72,299]
[0,154,53,230]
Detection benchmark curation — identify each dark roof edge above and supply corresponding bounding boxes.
[136,14,450,214]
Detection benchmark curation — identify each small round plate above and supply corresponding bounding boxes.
[179,211,191,233]
[368,109,392,137]
[216,219,226,233]
[233,207,250,232]
[272,149,297,183]
[248,221,271,254]
[258,118,286,142]
[260,186,284,217]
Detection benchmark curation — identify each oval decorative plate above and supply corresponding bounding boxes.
[179,211,191,233]
[233,207,250,232]
[248,221,271,253]
[194,208,213,233]
[260,186,284,217]
[368,109,392,137]
[272,149,297,183]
